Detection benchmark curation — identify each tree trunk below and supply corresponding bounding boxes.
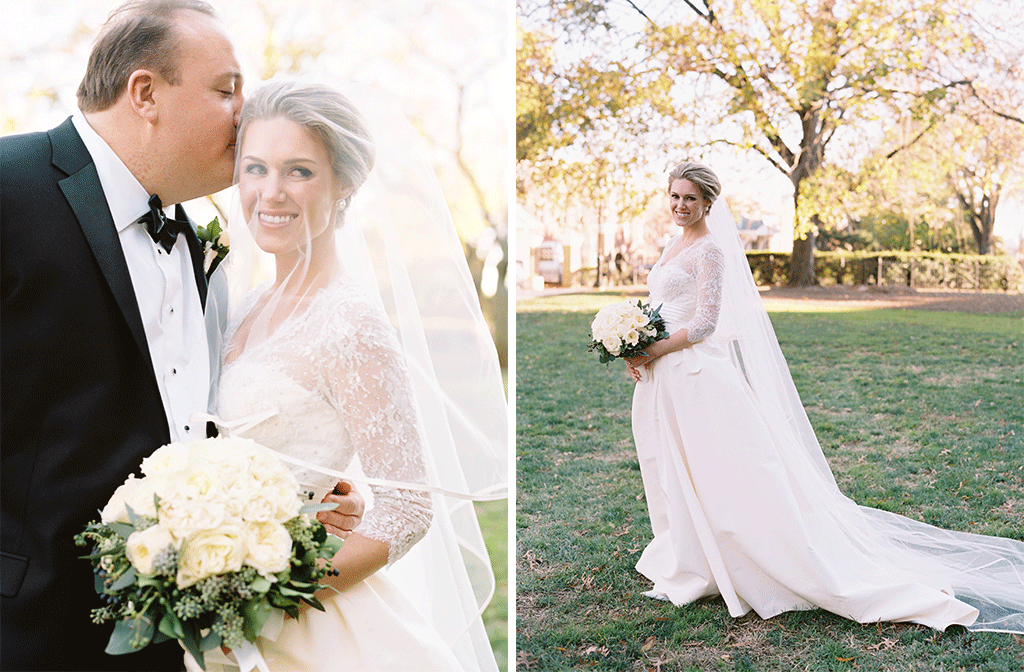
[788,186,818,286]
[789,232,817,286]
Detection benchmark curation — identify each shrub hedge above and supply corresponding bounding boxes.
[746,250,1024,292]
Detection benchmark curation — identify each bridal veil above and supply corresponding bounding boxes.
[215,78,507,669]
[705,200,1024,632]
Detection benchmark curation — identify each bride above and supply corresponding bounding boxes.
[189,80,506,671]
[624,161,1024,632]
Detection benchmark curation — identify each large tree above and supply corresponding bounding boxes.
[519,0,1015,284]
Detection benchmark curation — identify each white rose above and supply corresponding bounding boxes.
[125,525,176,575]
[122,476,167,520]
[101,475,143,524]
[602,334,622,356]
[247,450,294,488]
[243,483,301,523]
[244,521,293,576]
[625,329,640,346]
[180,463,222,499]
[140,443,191,477]
[158,491,227,539]
[176,526,245,588]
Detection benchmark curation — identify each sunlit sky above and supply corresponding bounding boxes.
[518,0,1023,252]
[0,0,512,243]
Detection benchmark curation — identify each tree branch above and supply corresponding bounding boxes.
[964,80,1024,125]
[621,0,657,27]
[884,117,939,160]
[678,0,714,24]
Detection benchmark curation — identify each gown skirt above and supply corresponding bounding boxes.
[631,335,980,630]
[186,570,463,671]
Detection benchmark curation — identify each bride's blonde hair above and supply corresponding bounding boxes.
[667,161,721,205]
[236,80,376,223]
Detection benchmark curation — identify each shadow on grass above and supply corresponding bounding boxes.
[516,294,1024,671]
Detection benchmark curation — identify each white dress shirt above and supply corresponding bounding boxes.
[72,112,211,442]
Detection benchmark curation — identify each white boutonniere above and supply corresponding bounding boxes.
[196,217,230,281]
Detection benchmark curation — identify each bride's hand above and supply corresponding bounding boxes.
[625,349,656,382]
[317,480,365,538]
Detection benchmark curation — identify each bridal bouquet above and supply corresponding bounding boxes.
[75,437,342,670]
[588,299,669,363]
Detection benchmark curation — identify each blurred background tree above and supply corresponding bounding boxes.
[1,0,508,362]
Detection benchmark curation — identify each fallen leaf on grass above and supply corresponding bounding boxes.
[866,637,899,651]
[837,655,856,662]
[641,636,656,652]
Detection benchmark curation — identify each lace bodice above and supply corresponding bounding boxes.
[217,281,432,565]
[647,234,724,342]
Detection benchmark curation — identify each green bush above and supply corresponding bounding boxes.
[744,250,1023,291]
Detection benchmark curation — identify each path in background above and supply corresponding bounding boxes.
[517,284,1023,314]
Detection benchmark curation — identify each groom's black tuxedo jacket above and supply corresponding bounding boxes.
[1,118,204,671]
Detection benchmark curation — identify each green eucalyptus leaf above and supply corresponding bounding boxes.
[303,594,326,612]
[109,566,138,592]
[107,522,135,540]
[243,598,272,641]
[159,608,185,639]
[104,614,153,655]
[125,504,144,529]
[298,502,340,514]
[322,536,343,556]
[250,576,272,594]
[181,622,205,671]
[105,620,139,655]
[200,629,223,652]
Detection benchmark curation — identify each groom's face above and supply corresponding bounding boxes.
[152,10,243,202]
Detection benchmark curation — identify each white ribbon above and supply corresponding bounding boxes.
[191,411,507,501]
[230,642,268,672]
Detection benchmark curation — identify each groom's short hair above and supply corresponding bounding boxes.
[77,0,217,113]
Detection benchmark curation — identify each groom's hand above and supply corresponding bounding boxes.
[317,480,365,538]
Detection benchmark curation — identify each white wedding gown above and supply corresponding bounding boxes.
[191,280,465,671]
[631,233,1022,630]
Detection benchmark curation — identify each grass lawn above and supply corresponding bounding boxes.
[516,291,1024,671]
[479,498,509,671]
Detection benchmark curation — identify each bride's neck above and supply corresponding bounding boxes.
[273,234,338,296]
[678,218,711,245]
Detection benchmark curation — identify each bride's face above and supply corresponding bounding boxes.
[238,116,349,256]
[669,178,709,229]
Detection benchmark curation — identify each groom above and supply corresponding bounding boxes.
[1,2,361,670]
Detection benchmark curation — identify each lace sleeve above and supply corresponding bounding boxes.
[682,241,725,343]
[319,291,432,566]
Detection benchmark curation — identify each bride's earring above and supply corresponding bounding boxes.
[336,199,348,213]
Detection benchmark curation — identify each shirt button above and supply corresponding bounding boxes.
[169,307,174,314]
[172,368,177,375]
[184,425,190,432]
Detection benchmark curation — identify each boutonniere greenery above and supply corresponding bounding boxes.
[196,217,230,280]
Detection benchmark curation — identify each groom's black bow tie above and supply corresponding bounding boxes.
[138,194,190,253]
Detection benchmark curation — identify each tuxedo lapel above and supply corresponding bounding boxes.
[177,204,209,310]
[49,120,154,373]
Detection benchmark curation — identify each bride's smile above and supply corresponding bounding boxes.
[669,177,709,229]
[258,212,299,226]
[237,116,349,257]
